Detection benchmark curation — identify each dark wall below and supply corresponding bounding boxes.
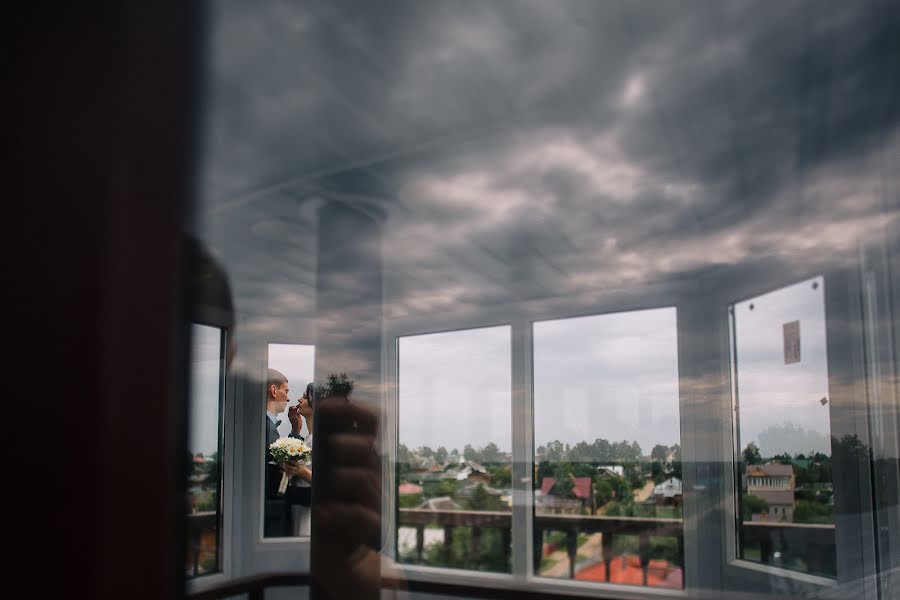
[11,4,200,598]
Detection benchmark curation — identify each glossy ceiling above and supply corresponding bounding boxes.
[196,0,899,324]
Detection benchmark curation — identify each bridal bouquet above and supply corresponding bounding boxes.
[269,436,312,495]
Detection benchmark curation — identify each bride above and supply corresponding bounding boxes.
[286,382,315,536]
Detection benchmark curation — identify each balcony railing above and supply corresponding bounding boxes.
[186,511,219,577]
[398,509,683,586]
[400,510,838,583]
[740,521,836,577]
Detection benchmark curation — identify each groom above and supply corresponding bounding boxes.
[263,368,304,536]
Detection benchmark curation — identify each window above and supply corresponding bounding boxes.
[396,326,512,572]
[730,277,836,578]
[263,343,315,539]
[533,308,683,588]
[186,324,227,577]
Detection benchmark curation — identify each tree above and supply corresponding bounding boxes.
[742,493,769,521]
[480,442,502,464]
[543,440,565,462]
[594,479,615,508]
[743,442,762,465]
[467,483,503,511]
[423,479,458,499]
[622,460,645,489]
[668,444,682,480]
[487,465,511,488]
[323,372,355,398]
[794,500,833,524]
[553,476,575,499]
[651,460,666,484]
[605,496,637,517]
[399,493,422,508]
[651,444,669,462]
[435,446,448,464]
[772,452,793,465]
[463,444,478,461]
[397,443,411,464]
[550,465,575,498]
[835,434,868,462]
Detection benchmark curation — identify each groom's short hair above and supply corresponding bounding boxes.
[267,368,287,389]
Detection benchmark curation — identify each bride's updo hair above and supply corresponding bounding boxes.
[305,382,316,408]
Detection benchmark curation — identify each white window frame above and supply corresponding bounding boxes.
[218,313,318,582]
[185,323,234,596]
[381,283,696,600]
[718,269,882,598]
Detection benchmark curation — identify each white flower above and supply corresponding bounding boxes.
[269,436,312,465]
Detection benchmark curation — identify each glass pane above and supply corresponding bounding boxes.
[186,324,225,577]
[533,308,683,588]
[731,277,836,578]
[191,0,900,595]
[263,343,315,538]
[397,326,512,573]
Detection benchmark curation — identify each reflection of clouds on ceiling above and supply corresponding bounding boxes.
[195,1,900,373]
[380,126,896,317]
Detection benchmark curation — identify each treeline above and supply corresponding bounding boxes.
[398,441,509,465]
[399,438,683,466]
[536,438,645,463]
[535,441,682,492]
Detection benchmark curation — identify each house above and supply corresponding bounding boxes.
[466,462,491,484]
[417,496,463,511]
[448,461,492,484]
[746,462,796,522]
[651,477,683,506]
[411,455,441,473]
[596,465,625,479]
[538,476,593,513]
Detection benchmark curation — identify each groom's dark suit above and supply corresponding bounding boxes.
[265,416,283,499]
[264,416,287,536]
[263,416,304,537]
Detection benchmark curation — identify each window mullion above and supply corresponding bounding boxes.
[510,319,534,581]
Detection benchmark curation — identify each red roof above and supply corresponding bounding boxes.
[575,554,682,588]
[540,476,592,500]
[572,477,591,500]
[398,483,423,495]
[541,477,556,496]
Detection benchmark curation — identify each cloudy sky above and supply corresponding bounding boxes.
[533,307,679,453]
[188,324,225,456]
[734,276,831,456]
[192,1,899,458]
[399,326,512,452]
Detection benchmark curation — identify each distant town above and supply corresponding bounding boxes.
[396,436,836,583]
[397,439,684,518]
[396,438,685,584]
